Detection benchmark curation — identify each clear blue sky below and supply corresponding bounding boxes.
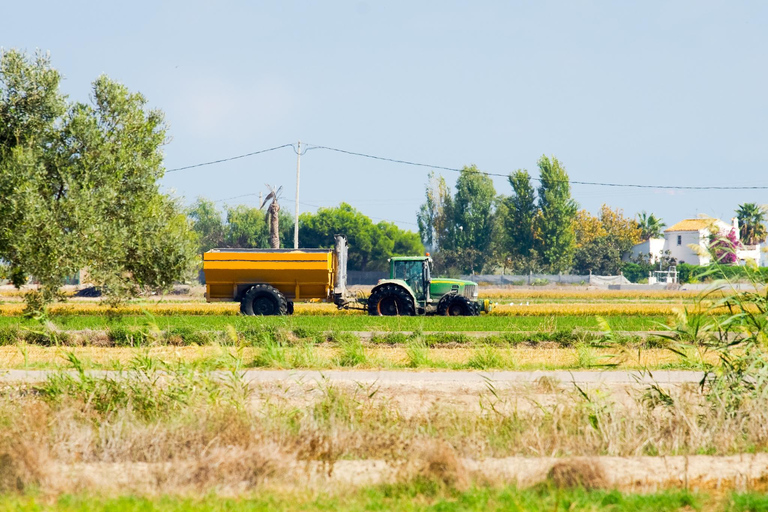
[4,1,768,231]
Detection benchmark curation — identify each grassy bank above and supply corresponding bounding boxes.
[0,360,767,498]
[0,344,714,371]
[0,314,670,333]
[0,302,724,317]
[0,488,715,512]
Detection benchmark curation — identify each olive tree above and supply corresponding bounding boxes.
[0,49,196,309]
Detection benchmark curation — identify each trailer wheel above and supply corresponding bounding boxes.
[287,301,294,315]
[437,294,474,316]
[241,284,288,316]
[368,284,415,316]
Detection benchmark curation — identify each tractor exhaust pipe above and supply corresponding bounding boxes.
[333,234,348,305]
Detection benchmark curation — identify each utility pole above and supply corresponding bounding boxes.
[294,140,301,249]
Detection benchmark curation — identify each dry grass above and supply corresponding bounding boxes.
[0,302,356,316]
[0,301,744,317]
[0,367,767,496]
[479,287,711,300]
[546,458,607,490]
[0,344,719,370]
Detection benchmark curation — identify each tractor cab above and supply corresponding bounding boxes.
[369,255,489,316]
[389,256,431,302]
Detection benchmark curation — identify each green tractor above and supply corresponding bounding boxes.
[367,256,492,316]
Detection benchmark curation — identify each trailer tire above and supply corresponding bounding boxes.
[287,301,294,315]
[241,284,288,316]
[368,284,415,316]
[437,294,474,316]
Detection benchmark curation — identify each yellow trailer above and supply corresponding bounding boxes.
[203,235,348,315]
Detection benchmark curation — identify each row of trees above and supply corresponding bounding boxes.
[416,156,642,275]
[188,200,423,272]
[416,160,767,275]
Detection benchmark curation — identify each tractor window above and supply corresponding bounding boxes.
[393,260,425,300]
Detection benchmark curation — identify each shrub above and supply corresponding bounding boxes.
[0,327,21,346]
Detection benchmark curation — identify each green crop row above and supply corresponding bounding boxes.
[0,323,652,349]
[0,314,669,333]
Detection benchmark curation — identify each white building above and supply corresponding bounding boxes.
[629,237,666,263]
[632,217,763,266]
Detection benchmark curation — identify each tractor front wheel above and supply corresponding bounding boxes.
[368,284,415,316]
[437,294,475,316]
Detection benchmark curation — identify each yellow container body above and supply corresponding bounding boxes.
[203,249,336,303]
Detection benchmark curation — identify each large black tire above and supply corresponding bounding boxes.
[367,284,416,316]
[241,284,288,316]
[287,301,295,315]
[437,294,475,316]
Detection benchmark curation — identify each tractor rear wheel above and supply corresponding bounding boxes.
[437,294,475,316]
[241,284,288,316]
[368,284,415,316]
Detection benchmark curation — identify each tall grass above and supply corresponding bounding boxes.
[0,349,768,496]
[405,337,431,368]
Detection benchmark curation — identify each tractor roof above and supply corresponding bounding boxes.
[389,256,431,262]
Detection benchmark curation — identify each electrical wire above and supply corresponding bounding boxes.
[167,141,768,190]
[305,144,768,190]
[211,195,418,226]
[213,193,259,203]
[166,144,293,173]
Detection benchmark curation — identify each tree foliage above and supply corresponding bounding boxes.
[188,198,225,253]
[416,172,452,251]
[709,228,742,264]
[572,205,642,275]
[637,211,666,240]
[736,203,767,246]
[190,200,419,272]
[537,156,578,272]
[417,166,497,274]
[0,49,196,306]
[300,203,423,271]
[188,200,294,251]
[502,170,538,260]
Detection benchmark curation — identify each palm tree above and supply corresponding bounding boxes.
[736,203,768,246]
[637,211,666,240]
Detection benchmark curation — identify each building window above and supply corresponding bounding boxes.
[677,235,682,246]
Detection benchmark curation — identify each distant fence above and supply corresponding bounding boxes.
[347,271,387,285]
[460,274,631,286]
[198,270,631,288]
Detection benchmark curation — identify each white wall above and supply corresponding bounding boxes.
[630,238,665,262]
[665,230,709,265]
[737,244,762,265]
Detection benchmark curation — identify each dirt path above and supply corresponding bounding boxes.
[0,368,705,386]
[41,454,768,495]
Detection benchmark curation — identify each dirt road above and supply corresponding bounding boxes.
[0,368,704,386]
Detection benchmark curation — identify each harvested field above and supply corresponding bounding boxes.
[0,363,766,502]
[0,301,731,316]
[0,344,719,371]
[0,281,761,508]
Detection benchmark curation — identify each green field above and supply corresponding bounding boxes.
[0,488,719,512]
[0,314,670,333]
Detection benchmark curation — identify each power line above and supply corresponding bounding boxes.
[210,195,418,226]
[304,144,768,190]
[167,141,768,190]
[213,193,259,203]
[166,144,293,173]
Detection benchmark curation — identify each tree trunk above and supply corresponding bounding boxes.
[268,201,280,248]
